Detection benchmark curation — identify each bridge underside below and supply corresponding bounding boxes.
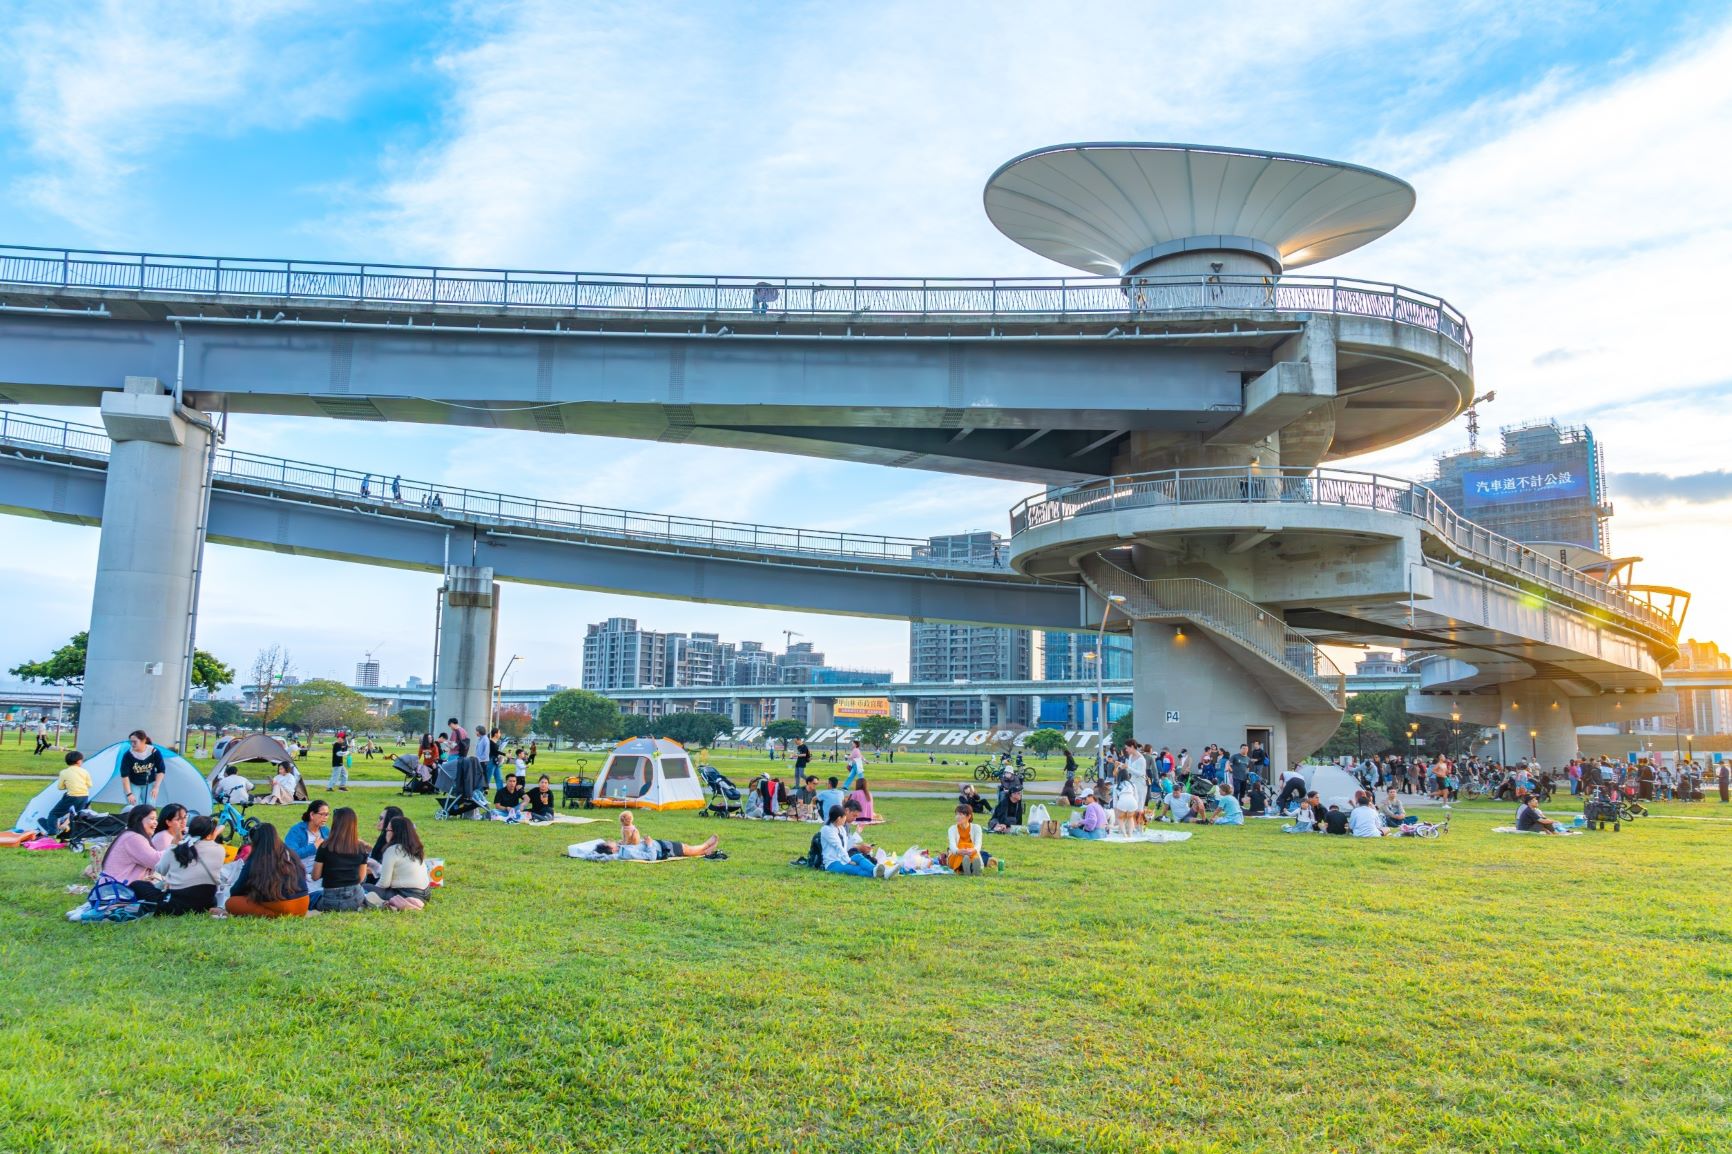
[0,302,1467,483]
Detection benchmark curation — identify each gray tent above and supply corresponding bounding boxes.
[208,734,307,802]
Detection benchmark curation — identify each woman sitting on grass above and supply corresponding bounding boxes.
[1381,788,1407,829]
[527,775,556,822]
[365,815,431,910]
[312,807,374,912]
[223,823,310,918]
[1063,794,1109,839]
[945,803,999,874]
[155,815,224,915]
[151,803,188,851]
[100,806,166,905]
[848,777,877,823]
[371,806,404,862]
[820,804,898,878]
[285,800,329,869]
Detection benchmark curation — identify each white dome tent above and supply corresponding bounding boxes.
[12,740,210,833]
[590,737,704,812]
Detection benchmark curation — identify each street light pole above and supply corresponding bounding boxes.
[1354,712,1364,759]
[492,654,522,731]
[1096,594,1127,763]
[1529,729,1538,762]
[1498,722,1507,766]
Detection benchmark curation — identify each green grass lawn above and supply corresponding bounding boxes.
[2,759,1730,1152]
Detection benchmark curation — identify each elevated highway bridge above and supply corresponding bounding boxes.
[0,142,1691,766]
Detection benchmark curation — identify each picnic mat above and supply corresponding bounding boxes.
[565,838,705,861]
[1094,830,1193,844]
[1491,826,1582,836]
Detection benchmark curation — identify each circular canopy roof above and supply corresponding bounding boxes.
[983,143,1415,276]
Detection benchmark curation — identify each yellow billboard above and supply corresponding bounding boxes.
[834,698,891,719]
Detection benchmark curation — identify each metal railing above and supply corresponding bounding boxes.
[1080,557,1346,709]
[0,242,1471,355]
[1011,466,1681,641]
[0,411,1009,574]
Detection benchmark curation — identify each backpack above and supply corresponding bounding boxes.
[791,831,824,869]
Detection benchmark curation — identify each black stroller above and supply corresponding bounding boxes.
[61,810,128,852]
[434,755,488,820]
[394,753,437,796]
[700,765,742,817]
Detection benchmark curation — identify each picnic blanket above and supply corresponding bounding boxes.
[501,813,598,827]
[565,838,712,861]
[1094,830,1193,844]
[1492,825,1582,836]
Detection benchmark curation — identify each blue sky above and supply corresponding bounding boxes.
[3,0,1731,689]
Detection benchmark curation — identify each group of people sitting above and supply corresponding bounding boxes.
[746,774,880,823]
[94,799,433,917]
[1281,789,1392,836]
[489,773,558,823]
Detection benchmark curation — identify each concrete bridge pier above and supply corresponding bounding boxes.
[434,566,498,741]
[80,378,213,752]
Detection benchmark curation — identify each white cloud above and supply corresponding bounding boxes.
[2,0,351,232]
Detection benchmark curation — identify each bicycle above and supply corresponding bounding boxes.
[213,799,259,845]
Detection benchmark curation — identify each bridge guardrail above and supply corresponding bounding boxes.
[0,242,1469,356]
[1010,466,1681,643]
[0,411,1005,574]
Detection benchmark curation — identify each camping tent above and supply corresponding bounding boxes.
[1301,764,1364,813]
[207,734,306,802]
[12,740,210,833]
[590,737,704,811]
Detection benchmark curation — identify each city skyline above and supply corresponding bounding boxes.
[3,2,1731,691]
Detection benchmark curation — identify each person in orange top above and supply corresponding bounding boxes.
[945,803,998,875]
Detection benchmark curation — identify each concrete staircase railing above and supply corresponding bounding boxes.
[1078,556,1347,713]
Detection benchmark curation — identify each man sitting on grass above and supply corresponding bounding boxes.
[1349,791,1385,837]
[493,774,527,822]
[1321,804,1352,836]
[988,786,1025,834]
[1516,794,1562,835]
[814,777,846,824]
[792,779,819,821]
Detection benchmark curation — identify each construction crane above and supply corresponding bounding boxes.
[782,629,804,652]
[1462,390,1497,452]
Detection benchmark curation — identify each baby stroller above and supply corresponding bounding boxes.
[394,752,437,796]
[434,755,488,820]
[60,810,127,852]
[700,765,742,818]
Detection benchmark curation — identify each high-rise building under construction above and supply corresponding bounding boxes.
[1428,420,1612,554]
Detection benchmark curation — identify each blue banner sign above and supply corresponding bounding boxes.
[1460,462,1588,508]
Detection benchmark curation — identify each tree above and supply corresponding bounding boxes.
[10,631,89,686]
[497,706,533,743]
[1024,728,1068,758]
[280,679,372,735]
[250,645,295,730]
[190,650,235,695]
[537,689,621,746]
[1317,690,1481,761]
[12,631,231,695]
[1110,711,1135,747]
[206,700,243,730]
[857,715,898,750]
[655,711,733,748]
[397,707,429,738]
[764,718,807,745]
[616,714,656,739]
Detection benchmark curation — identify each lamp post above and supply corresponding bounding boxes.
[1498,722,1508,766]
[1096,594,1127,762]
[1687,733,1695,764]
[1450,709,1461,756]
[1353,712,1365,759]
[492,654,522,731]
[551,719,559,751]
[1528,729,1538,762]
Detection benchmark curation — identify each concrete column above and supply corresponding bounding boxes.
[434,566,498,740]
[80,379,212,752]
[1131,619,1286,770]
[1498,682,1580,771]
